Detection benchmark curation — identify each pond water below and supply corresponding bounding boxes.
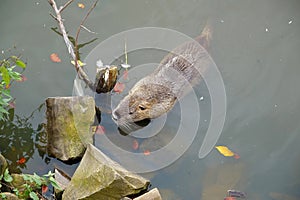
[1,0,300,199]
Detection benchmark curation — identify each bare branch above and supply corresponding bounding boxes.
[74,0,99,62]
[59,0,74,13]
[48,0,95,91]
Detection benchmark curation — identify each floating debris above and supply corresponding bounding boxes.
[227,190,246,198]
[94,65,118,93]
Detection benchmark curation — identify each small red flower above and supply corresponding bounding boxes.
[42,185,48,194]
[17,157,26,164]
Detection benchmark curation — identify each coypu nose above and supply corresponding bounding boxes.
[112,110,120,121]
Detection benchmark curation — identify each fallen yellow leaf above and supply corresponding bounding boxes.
[215,146,235,157]
[78,3,85,9]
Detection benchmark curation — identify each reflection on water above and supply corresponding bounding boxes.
[1,0,300,199]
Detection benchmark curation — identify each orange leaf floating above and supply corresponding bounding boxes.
[224,197,236,200]
[17,157,26,164]
[215,146,235,157]
[113,82,125,93]
[143,150,151,156]
[42,185,48,194]
[95,125,105,135]
[50,53,61,63]
[77,3,85,9]
[132,139,139,150]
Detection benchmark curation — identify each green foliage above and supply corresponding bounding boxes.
[0,54,26,120]
[0,193,6,199]
[0,169,61,200]
[3,169,12,183]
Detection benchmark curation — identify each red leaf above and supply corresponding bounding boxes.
[132,139,139,150]
[143,150,151,156]
[42,185,48,194]
[9,101,16,109]
[17,157,26,164]
[17,75,27,82]
[50,53,61,63]
[113,82,125,93]
[123,70,128,80]
[233,153,240,160]
[5,84,11,89]
[224,197,236,200]
[95,125,105,135]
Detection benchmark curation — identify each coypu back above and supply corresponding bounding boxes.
[112,24,213,129]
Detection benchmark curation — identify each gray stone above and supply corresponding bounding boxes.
[133,188,162,200]
[54,168,71,196]
[0,153,7,176]
[62,144,150,200]
[46,96,95,161]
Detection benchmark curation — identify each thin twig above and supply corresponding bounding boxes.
[74,0,99,69]
[80,25,98,34]
[49,12,57,21]
[48,0,95,91]
[59,0,74,13]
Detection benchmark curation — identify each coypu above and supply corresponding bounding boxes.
[112,24,213,130]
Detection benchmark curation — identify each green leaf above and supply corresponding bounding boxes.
[0,193,6,199]
[32,173,42,186]
[13,188,19,196]
[3,169,13,183]
[16,59,26,69]
[0,66,10,86]
[29,192,39,200]
[2,89,12,98]
[22,174,33,183]
[49,177,61,190]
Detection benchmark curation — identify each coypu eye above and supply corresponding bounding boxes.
[139,105,146,110]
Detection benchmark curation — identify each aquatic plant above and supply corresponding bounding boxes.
[0,53,26,120]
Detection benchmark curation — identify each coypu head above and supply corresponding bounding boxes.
[112,82,177,131]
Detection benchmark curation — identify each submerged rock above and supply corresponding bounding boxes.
[62,144,150,200]
[133,188,162,200]
[0,153,7,176]
[46,96,95,161]
[54,168,71,197]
